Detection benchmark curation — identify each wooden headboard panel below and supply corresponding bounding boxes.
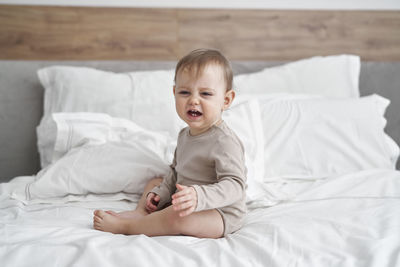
[1,5,399,61]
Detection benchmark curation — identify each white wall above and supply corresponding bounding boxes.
[0,0,399,10]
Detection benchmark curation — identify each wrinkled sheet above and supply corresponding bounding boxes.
[1,169,400,267]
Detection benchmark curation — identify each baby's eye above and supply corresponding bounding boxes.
[201,92,213,96]
[178,91,190,95]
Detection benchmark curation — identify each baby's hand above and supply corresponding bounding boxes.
[171,184,197,217]
[145,192,160,213]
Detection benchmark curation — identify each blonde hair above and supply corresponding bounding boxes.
[174,48,233,91]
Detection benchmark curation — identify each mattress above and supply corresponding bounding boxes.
[1,169,399,266]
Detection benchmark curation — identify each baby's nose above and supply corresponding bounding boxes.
[188,95,200,105]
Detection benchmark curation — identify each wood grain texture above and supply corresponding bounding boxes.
[0,5,178,60]
[0,5,399,61]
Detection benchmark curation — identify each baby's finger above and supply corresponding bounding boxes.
[146,199,157,210]
[172,194,190,205]
[146,205,156,213]
[172,189,190,200]
[173,199,195,211]
[147,203,157,211]
[176,183,187,191]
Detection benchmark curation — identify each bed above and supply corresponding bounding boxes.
[1,5,400,267]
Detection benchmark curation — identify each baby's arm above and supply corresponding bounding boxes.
[191,136,247,212]
[149,149,178,209]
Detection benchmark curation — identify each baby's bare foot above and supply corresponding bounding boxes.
[112,210,147,219]
[105,210,119,216]
[93,210,127,234]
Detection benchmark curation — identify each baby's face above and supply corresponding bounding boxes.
[174,63,232,136]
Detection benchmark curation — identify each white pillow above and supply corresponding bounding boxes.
[41,112,176,167]
[234,55,360,98]
[38,66,134,118]
[24,141,171,200]
[32,105,266,201]
[37,66,184,168]
[128,70,185,137]
[223,100,265,201]
[260,94,398,182]
[26,117,173,200]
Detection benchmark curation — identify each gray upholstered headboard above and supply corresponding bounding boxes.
[1,60,399,182]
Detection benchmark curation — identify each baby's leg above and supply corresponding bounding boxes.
[94,205,224,238]
[107,177,163,219]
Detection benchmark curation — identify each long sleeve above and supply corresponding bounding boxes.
[191,135,247,212]
[150,149,177,209]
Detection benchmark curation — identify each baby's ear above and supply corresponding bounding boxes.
[223,90,235,110]
[173,85,176,95]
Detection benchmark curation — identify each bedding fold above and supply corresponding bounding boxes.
[1,169,399,267]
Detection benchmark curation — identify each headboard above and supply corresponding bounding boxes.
[1,5,399,61]
[1,5,399,181]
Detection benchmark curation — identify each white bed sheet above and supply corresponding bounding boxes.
[1,169,400,267]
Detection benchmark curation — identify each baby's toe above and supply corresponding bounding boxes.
[94,215,102,223]
[94,210,107,218]
[106,210,118,216]
[93,222,101,230]
[97,210,108,218]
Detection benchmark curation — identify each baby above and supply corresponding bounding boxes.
[93,48,247,238]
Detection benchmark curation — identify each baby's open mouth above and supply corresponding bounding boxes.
[187,109,203,117]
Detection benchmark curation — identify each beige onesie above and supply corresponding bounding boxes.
[151,121,247,236]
